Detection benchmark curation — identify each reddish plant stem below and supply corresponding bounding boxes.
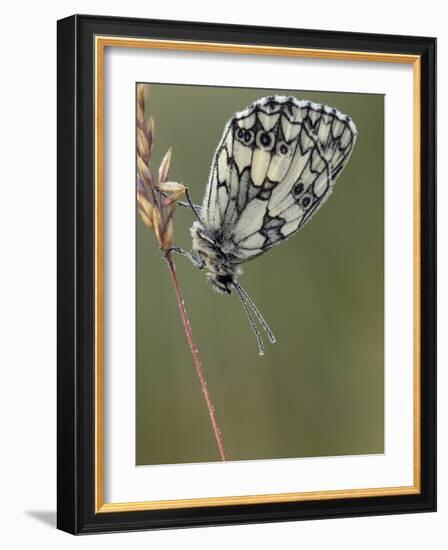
[165,252,227,462]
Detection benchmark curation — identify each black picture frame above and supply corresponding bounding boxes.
[57,14,436,534]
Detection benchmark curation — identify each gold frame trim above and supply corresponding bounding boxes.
[94,36,422,513]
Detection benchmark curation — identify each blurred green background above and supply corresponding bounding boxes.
[136,84,384,466]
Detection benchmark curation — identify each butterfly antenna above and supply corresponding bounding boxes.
[234,282,276,344]
[233,283,265,356]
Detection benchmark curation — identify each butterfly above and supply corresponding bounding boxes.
[170,95,357,355]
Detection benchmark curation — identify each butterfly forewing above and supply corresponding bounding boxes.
[200,95,357,262]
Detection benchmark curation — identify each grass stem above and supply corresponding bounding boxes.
[165,252,227,462]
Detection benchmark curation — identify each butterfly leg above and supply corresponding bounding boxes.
[177,199,202,212]
[161,189,202,215]
[166,247,205,270]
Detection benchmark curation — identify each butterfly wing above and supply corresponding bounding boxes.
[200,95,357,263]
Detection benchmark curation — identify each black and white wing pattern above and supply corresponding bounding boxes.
[200,95,357,263]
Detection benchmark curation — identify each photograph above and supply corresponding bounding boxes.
[0,0,442,546]
[136,83,385,466]
[55,14,436,534]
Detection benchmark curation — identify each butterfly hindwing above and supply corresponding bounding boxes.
[200,95,357,262]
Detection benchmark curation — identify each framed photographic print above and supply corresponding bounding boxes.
[57,14,436,534]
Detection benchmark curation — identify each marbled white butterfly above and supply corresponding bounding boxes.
[171,95,357,355]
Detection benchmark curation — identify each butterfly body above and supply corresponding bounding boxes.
[190,221,242,294]
[180,95,357,353]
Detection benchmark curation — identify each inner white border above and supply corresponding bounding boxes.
[104,46,414,503]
